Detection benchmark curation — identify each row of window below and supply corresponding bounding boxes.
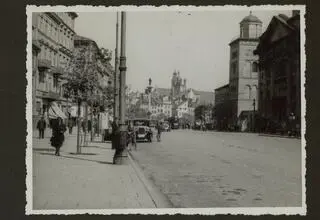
[38,71,58,84]
[39,44,70,67]
[56,12,74,29]
[231,61,259,76]
[38,13,74,50]
[38,71,60,94]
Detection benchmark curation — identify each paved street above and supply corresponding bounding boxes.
[130,129,302,208]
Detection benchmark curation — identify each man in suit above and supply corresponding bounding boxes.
[37,116,46,139]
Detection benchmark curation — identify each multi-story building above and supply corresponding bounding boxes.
[228,12,262,127]
[177,101,189,118]
[32,12,78,126]
[254,11,301,129]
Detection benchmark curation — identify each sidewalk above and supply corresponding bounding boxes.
[32,130,171,210]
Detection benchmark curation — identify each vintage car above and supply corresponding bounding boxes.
[132,119,153,142]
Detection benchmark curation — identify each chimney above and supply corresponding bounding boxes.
[292,10,300,17]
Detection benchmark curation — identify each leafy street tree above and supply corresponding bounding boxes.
[63,43,114,153]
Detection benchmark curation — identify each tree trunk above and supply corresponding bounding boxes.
[76,100,81,154]
[91,103,93,142]
[84,102,88,147]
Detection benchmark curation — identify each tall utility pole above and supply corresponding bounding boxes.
[114,12,120,122]
[147,78,152,119]
[253,98,256,132]
[113,12,128,165]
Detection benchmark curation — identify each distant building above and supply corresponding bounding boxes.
[254,11,301,128]
[137,92,172,119]
[191,89,215,105]
[171,70,187,98]
[177,101,189,118]
[228,12,262,127]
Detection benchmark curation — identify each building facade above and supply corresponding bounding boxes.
[254,11,301,130]
[228,12,262,126]
[32,12,78,127]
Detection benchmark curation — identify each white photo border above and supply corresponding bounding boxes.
[26,4,306,215]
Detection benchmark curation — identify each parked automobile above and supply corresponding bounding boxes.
[132,118,153,142]
[135,126,152,142]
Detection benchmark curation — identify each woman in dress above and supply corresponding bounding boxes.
[50,117,67,156]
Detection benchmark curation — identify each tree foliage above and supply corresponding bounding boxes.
[63,45,114,112]
[63,46,100,102]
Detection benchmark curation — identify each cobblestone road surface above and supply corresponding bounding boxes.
[130,130,302,208]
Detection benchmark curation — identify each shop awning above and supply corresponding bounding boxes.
[48,102,67,119]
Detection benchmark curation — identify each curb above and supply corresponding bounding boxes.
[258,134,301,139]
[127,150,174,208]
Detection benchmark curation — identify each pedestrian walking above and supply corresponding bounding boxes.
[111,118,119,150]
[50,117,66,156]
[68,118,73,135]
[37,116,46,139]
[127,123,137,150]
[288,112,296,137]
[156,121,162,142]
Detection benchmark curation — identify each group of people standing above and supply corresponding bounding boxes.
[36,115,98,156]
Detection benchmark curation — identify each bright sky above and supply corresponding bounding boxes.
[75,9,292,93]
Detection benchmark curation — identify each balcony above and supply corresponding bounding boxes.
[38,59,51,70]
[42,91,61,101]
[59,44,73,57]
[32,40,41,52]
[51,66,64,77]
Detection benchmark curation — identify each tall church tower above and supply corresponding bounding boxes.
[228,12,262,127]
[240,11,262,39]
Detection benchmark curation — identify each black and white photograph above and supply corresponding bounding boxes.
[26,5,306,215]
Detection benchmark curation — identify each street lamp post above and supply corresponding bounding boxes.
[252,84,258,133]
[253,98,256,132]
[147,78,152,118]
[112,12,120,150]
[113,12,128,165]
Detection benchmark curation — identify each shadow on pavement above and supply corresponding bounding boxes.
[33,148,55,152]
[89,140,112,144]
[82,145,112,150]
[69,152,98,155]
[39,152,113,165]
